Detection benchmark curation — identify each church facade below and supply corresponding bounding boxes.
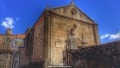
[0,2,100,68]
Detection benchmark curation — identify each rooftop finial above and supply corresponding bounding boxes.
[45,4,49,10]
[70,0,74,5]
[46,4,48,8]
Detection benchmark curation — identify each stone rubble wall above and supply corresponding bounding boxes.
[25,14,45,68]
[68,41,120,68]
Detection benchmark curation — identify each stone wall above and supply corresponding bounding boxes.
[25,14,45,68]
[0,34,26,68]
[0,49,12,68]
[68,41,120,68]
[23,28,35,68]
[33,14,44,62]
[19,48,29,68]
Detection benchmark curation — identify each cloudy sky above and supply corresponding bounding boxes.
[0,0,120,43]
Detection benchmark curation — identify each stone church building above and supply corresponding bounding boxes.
[24,2,100,68]
[0,1,100,68]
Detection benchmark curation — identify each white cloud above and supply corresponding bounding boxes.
[101,32,120,40]
[101,34,110,39]
[110,32,120,39]
[1,17,15,29]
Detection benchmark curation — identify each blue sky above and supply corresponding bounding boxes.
[0,0,120,43]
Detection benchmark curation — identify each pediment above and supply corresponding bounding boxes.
[51,3,94,24]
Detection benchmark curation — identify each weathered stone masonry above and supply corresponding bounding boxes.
[0,29,26,68]
[68,41,120,68]
[25,14,45,68]
[0,49,12,68]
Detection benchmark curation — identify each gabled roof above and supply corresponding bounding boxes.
[49,2,96,24]
[73,5,95,23]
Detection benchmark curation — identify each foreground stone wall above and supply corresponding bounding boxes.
[68,41,120,68]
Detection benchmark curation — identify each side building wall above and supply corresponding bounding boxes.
[24,28,34,68]
[25,14,45,68]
